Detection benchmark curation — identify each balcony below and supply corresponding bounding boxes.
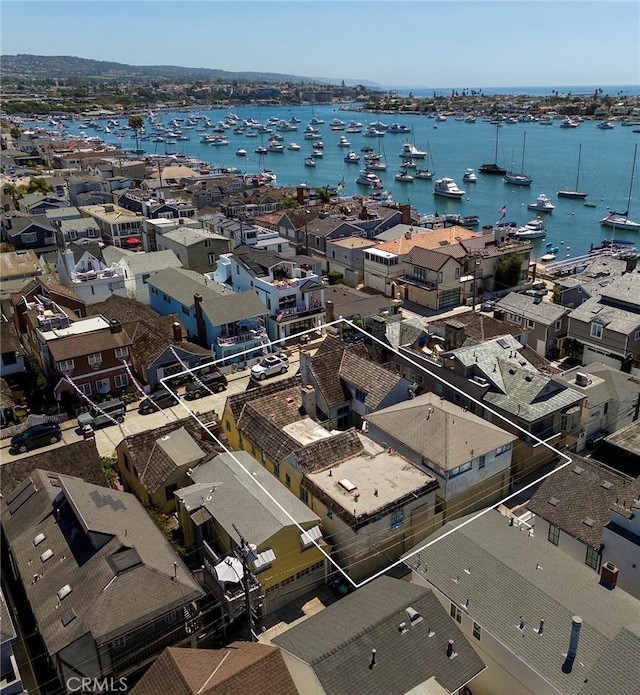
[276,300,323,322]
[217,327,268,347]
[398,274,437,291]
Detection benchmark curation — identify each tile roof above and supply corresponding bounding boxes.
[527,456,640,549]
[130,642,298,695]
[86,293,161,325]
[403,509,640,695]
[427,309,528,340]
[175,452,320,546]
[1,470,204,660]
[226,375,302,421]
[376,226,477,255]
[339,349,404,409]
[272,575,485,695]
[292,428,364,473]
[365,392,517,471]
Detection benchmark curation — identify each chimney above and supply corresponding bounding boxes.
[64,247,75,279]
[359,205,368,220]
[444,319,466,350]
[404,228,412,240]
[109,319,122,333]
[399,203,411,225]
[299,349,312,384]
[172,321,183,342]
[193,294,207,345]
[325,300,334,323]
[561,616,583,673]
[600,562,619,589]
[301,384,317,420]
[297,186,305,205]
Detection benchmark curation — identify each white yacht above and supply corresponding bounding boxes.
[399,143,427,159]
[527,194,556,212]
[338,135,351,147]
[433,177,465,199]
[462,168,477,183]
[287,142,301,151]
[344,151,360,164]
[512,218,547,239]
[356,170,382,188]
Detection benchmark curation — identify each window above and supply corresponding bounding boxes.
[449,461,473,478]
[354,388,366,403]
[208,253,216,265]
[438,271,443,283]
[95,378,110,394]
[391,508,405,529]
[165,483,178,502]
[58,359,75,373]
[590,323,603,339]
[225,420,231,431]
[151,287,158,295]
[87,352,102,366]
[454,267,460,280]
[181,305,190,315]
[556,320,563,330]
[115,347,129,359]
[473,622,481,640]
[285,474,291,488]
[79,382,92,396]
[495,442,512,456]
[635,330,640,341]
[122,452,130,472]
[163,293,170,302]
[141,274,150,284]
[205,239,214,248]
[112,636,127,649]
[273,461,280,479]
[548,524,560,546]
[326,509,333,519]
[300,487,309,505]
[114,374,128,389]
[450,603,462,623]
[585,545,599,570]
[526,319,535,329]
[2,351,17,366]
[478,454,486,469]
[22,233,37,244]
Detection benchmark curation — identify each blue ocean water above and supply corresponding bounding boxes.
[47,101,640,259]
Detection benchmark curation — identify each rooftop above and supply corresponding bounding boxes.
[495,292,569,325]
[0,250,42,279]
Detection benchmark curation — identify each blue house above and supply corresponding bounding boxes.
[146,267,270,364]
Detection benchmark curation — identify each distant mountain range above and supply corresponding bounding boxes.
[0,54,380,87]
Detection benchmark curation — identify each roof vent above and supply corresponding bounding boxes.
[575,372,589,387]
[601,480,613,490]
[398,621,408,633]
[57,584,72,601]
[41,549,54,563]
[33,532,46,547]
[583,517,595,528]
[338,478,357,492]
[406,607,423,624]
[548,497,559,507]
[573,466,584,475]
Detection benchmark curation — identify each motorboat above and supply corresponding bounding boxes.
[459,215,480,228]
[388,123,412,133]
[540,251,558,262]
[560,117,580,128]
[527,194,556,212]
[364,125,385,137]
[235,148,247,157]
[304,156,316,167]
[400,159,418,169]
[312,147,323,157]
[344,151,360,164]
[267,141,284,153]
[394,170,414,182]
[597,121,615,130]
[462,168,477,183]
[287,142,301,151]
[399,143,427,159]
[512,217,547,239]
[330,118,346,130]
[433,177,465,198]
[356,170,383,188]
[254,146,268,155]
[465,115,477,123]
[414,169,433,180]
[367,160,387,171]
[338,135,351,147]
[314,141,324,149]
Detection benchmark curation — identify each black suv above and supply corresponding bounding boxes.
[10,423,62,454]
[138,390,179,414]
[185,371,228,399]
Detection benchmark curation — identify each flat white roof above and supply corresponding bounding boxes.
[40,316,110,340]
[366,248,398,260]
[282,417,334,447]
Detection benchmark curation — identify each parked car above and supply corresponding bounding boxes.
[10,422,62,454]
[185,371,228,399]
[77,399,126,429]
[138,389,179,414]
[250,354,289,380]
[480,300,496,312]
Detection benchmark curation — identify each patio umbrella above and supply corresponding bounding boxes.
[214,557,243,584]
[124,237,140,245]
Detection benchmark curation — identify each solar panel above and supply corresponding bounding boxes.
[497,338,509,349]
[60,610,76,627]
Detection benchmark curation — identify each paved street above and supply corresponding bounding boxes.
[0,352,306,463]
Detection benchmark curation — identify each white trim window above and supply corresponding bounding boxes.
[590,323,603,339]
[114,373,128,389]
[87,352,102,367]
[115,347,129,359]
[78,382,92,396]
[58,359,75,373]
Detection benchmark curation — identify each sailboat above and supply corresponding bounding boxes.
[601,144,640,232]
[504,132,533,186]
[479,123,506,175]
[558,143,588,199]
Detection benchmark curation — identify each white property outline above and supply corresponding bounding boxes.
[160,317,573,589]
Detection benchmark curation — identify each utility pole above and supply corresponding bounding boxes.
[232,523,255,643]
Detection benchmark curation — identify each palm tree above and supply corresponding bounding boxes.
[128,114,144,153]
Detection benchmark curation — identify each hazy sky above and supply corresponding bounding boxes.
[1,1,638,89]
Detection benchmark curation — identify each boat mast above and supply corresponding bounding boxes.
[575,143,582,193]
[520,132,526,175]
[623,143,638,217]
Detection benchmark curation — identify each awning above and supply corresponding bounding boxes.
[300,525,322,549]
[252,548,276,571]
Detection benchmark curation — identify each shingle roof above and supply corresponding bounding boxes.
[47,326,131,362]
[272,575,485,695]
[0,319,24,355]
[427,310,528,340]
[199,289,268,328]
[365,392,517,471]
[86,293,161,325]
[130,642,298,695]
[292,428,364,473]
[121,250,182,275]
[527,456,640,549]
[403,509,640,695]
[226,375,302,421]
[568,274,640,334]
[0,589,16,644]
[175,452,320,547]
[1,470,203,660]
[495,292,568,325]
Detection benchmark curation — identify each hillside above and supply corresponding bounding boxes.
[0,54,376,86]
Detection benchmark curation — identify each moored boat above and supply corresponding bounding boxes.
[433,177,465,198]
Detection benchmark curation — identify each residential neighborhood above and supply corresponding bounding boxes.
[2,97,640,695]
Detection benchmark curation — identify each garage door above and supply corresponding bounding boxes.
[439,288,461,309]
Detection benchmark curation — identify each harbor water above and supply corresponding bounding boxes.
[35,102,640,260]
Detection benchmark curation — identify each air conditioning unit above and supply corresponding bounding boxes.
[575,372,589,387]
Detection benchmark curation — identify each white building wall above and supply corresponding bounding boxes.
[532,517,593,568]
[601,509,640,600]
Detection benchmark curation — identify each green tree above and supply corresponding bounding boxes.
[493,254,524,291]
[315,185,332,203]
[128,114,144,152]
